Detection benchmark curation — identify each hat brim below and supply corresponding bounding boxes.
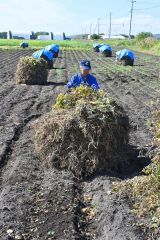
[80,65,91,70]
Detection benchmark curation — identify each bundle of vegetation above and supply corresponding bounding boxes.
[114,111,160,238]
[137,37,157,50]
[33,86,129,179]
[15,56,48,85]
[135,32,153,41]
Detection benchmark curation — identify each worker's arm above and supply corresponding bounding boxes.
[90,77,100,91]
[66,74,78,89]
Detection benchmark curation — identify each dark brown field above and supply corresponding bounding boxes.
[0,48,160,240]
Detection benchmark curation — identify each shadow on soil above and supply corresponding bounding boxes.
[133,64,145,67]
[53,67,66,69]
[46,81,66,86]
[84,144,152,182]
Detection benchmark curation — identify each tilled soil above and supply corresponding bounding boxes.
[0,48,160,240]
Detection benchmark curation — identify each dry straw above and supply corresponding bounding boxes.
[114,111,160,236]
[33,86,130,179]
[15,56,48,85]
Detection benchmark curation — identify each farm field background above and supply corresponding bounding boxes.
[0,46,160,239]
[1,39,160,55]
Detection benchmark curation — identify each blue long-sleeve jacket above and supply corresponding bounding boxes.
[67,73,99,90]
[20,42,29,47]
[99,44,112,53]
[45,44,59,53]
[116,49,134,60]
[32,49,53,61]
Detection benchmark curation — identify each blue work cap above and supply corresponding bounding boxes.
[80,60,91,70]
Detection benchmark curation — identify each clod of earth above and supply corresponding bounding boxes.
[15,56,48,85]
[33,86,130,179]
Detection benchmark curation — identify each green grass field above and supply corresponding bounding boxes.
[1,38,160,55]
[0,39,131,49]
[0,39,93,49]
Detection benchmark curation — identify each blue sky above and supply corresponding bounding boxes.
[0,0,160,35]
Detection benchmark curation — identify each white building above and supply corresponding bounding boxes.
[37,32,65,40]
[52,32,65,40]
[102,35,126,40]
[7,31,32,40]
[37,35,51,40]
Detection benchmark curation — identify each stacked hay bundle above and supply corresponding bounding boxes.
[33,86,129,179]
[114,111,160,237]
[15,56,48,85]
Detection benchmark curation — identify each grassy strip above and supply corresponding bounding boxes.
[0,39,133,49]
[0,39,93,49]
[1,38,160,55]
[113,111,160,237]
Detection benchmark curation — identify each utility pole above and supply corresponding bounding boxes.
[108,12,112,38]
[97,18,100,35]
[85,27,86,35]
[129,0,136,39]
[90,23,92,36]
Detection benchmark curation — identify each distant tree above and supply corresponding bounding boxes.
[35,31,49,38]
[0,32,7,39]
[91,34,101,40]
[82,34,88,39]
[30,31,36,40]
[130,35,135,39]
[8,30,12,39]
[136,32,153,41]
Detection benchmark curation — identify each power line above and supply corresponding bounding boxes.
[134,5,160,10]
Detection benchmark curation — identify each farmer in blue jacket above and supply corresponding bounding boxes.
[45,44,59,58]
[99,44,112,57]
[93,43,105,52]
[20,42,29,48]
[67,60,99,90]
[116,49,134,66]
[32,49,54,68]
